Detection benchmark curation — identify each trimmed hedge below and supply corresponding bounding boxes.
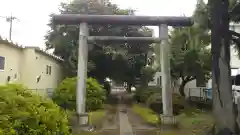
[135,86,185,115]
[134,86,160,103]
[52,77,106,112]
[147,93,185,115]
[0,84,70,135]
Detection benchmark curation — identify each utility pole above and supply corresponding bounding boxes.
[0,13,19,41]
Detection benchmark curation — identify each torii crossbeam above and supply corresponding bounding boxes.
[53,14,192,26]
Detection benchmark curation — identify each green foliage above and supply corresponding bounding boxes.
[152,2,212,97]
[146,92,185,115]
[52,77,106,111]
[134,86,160,103]
[194,0,240,57]
[170,26,211,80]
[170,25,211,96]
[146,93,162,107]
[46,0,153,85]
[88,110,105,126]
[86,78,106,111]
[140,66,156,86]
[146,92,184,108]
[194,0,240,28]
[0,84,70,135]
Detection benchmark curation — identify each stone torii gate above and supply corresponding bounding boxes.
[52,14,193,125]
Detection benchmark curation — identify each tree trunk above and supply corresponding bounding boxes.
[179,81,187,97]
[127,83,132,93]
[179,77,195,97]
[211,0,238,134]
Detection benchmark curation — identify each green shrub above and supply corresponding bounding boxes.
[134,86,160,103]
[52,77,106,111]
[140,66,156,86]
[146,93,185,115]
[146,93,162,107]
[0,84,70,135]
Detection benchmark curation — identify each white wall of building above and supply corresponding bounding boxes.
[148,71,162,87]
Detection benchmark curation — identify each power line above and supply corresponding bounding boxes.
[0,13,19,41]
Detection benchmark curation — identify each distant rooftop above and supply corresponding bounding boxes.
[0,37,63,62]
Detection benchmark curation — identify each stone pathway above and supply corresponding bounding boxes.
[118,105,134,135]
[101,90,157,135]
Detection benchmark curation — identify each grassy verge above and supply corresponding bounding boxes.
[132,112,213,135]
[174,111,213,134]
[151,111,213,135]
[132,104,159,125]
[69,109,106,135]
[88,110,105,125]
[75,107,118,135]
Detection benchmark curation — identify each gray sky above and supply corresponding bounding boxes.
[0,0,198,48]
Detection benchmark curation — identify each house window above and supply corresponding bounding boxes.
[0,56,5,71]
[46,65,52,75]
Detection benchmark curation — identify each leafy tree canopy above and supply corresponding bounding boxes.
[170,9,211,96]
[45,0,154,85]
[194,0,240,56]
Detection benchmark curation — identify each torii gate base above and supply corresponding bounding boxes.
[53,14,192,127]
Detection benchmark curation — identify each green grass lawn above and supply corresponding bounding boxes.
[88,110,106,125]
[131,103,213,135]
[132,112,213,135]
[71,109,106,135]
[132,104,160,125]
[173,111,213,135]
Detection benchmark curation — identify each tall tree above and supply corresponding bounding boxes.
[195,0,240,133]
[45,0,153,84]
[170,26,211,97]
[210,0,238,134]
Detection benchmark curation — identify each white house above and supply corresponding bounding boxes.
[0,39,63,96]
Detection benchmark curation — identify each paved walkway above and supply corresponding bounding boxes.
[119,105,134,135]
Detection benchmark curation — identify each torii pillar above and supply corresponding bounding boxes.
[159,24,175,125]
